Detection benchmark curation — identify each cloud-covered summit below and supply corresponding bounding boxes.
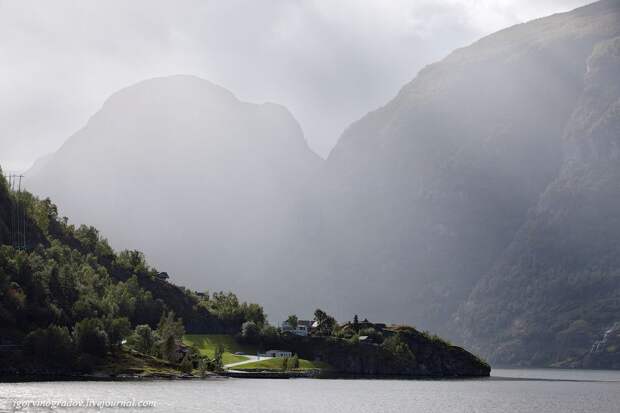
[0,0,592,172]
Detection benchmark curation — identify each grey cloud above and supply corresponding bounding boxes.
[0,0,593,171]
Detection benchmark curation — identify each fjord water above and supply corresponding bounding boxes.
[2,369,620,413]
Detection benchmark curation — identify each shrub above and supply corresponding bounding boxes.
[104,317,131,351]
[287,354,299,370]
[359,327,384,343]
[73,318,108,357]
[161,334,177,363]
[179,353,193,374]
[212,343,224,372]
[198,357,210,378]
[75,353,99,373]
[128,324,157,355]
[260,324,279,343]
[241,321,260,343]
[23,325,75,363]
[382,334,416,365]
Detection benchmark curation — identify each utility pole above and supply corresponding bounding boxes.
[18,175,25,249]
[6,174,14,247]
[5,173,26,250]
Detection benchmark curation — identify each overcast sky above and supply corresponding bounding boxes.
[0,0,592,172]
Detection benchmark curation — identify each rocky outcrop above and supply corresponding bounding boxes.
[275,326,490,377]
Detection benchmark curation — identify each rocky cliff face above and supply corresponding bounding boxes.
[581,322,620,368]
[457,35,620,366]
[317,0,620,337]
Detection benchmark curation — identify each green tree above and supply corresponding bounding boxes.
[382,334,416,365]
[179,353,193,374]
[104,317,131,352]
[212,343,224,372]
[286,314,298,329]
[243,303,266,327]
[314,309,337,336]
[157,311,185,341]
[241,321,260,343]
[73,318,108,357]
[23,325,75,363]
[260,324,279,346]
[161,334,177,363]
[287,354,299,370]
[129,324,157,354]
[199,291,266,329]
[198,357,210,378]
[353,314,359,332]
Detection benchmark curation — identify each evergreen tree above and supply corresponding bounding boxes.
[161,334,177,363]
[73,318,108,357]
[212,343,224,372]
[129,324,157,354]
[179,353,193,374]
[288,354,299,370]
[286,314,298,329]
[198,357,210,378]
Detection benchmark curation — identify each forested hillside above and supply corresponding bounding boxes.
[0,171,265,372]
[0,171,490,378]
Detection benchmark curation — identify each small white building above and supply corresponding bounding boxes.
[282,320,311,336]
[265,349,293,358]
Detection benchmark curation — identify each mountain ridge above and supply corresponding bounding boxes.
[25,1,620,367]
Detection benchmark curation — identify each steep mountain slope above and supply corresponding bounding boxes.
[26,75,322,318]
[24,1,620,367]
[457,36,620,366]
[319,0,620,336]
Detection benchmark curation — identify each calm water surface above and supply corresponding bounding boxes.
[1,369,620,413]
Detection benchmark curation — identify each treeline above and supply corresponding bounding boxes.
[0,168,264,371]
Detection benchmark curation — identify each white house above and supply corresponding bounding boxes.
[265,349,293,358]
[282,319,312,336]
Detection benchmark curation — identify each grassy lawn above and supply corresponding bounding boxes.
[235,357,332,371]
[183,334,256,365]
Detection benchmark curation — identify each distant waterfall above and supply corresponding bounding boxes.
[590,322,620,354]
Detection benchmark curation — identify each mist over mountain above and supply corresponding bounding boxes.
[318,0,620,337]
[26,75,322,319]
[458,34,620,366]
[26,0,620,366]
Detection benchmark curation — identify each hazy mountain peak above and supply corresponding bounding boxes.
[26,75,322,317]
[104,74,239,106]
[24,0,620,368]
